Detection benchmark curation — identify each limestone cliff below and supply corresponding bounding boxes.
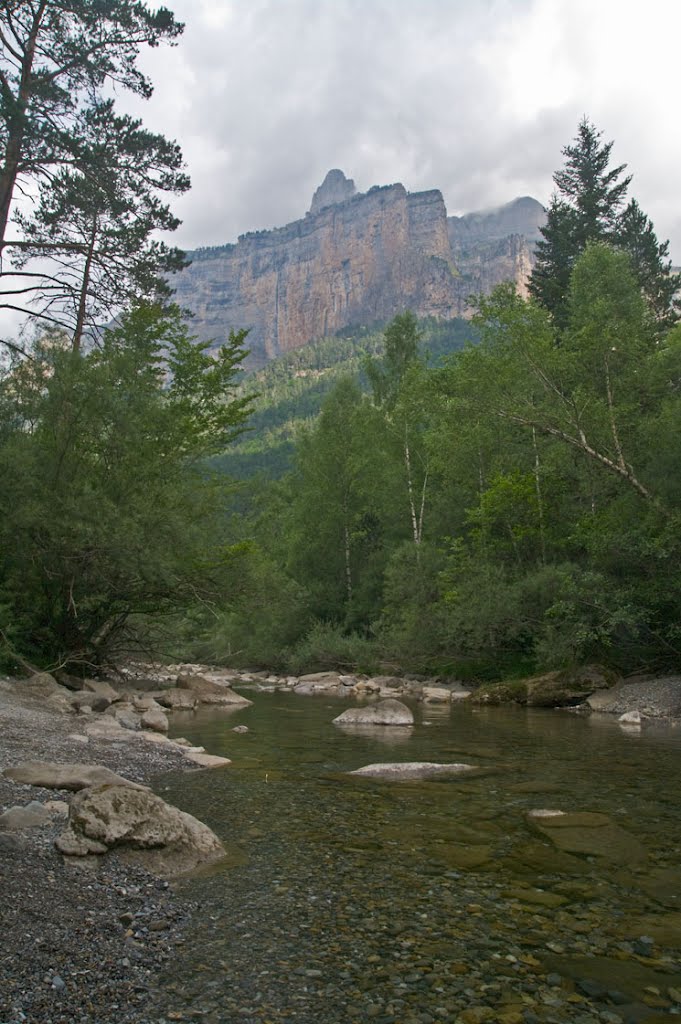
[173,176,545,368]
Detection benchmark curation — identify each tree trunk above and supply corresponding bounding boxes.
[72,216,99,352]
[0,4,46,252]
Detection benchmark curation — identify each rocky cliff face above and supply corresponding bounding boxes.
[173,174,545,368]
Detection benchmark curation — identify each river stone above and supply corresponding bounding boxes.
[81,678,120,700]
[55,783,225,877]
[422,686,451,703]
[526,809,647,863]
[183,751,232,768]
[348,762,475,780]
[70,691,112,711]
[106,704,142,730]
[14,671,66,698]
[152,688,198,710]
[0,801,52,830]
[297,671,341,683]
[294,676,340,694]
[333,699,414,726]
[141,706,169,733]
[83,717,131,741]
[3,761,145,791]
[176,673,252,706]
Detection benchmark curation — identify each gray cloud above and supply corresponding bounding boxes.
[83,0,681,260]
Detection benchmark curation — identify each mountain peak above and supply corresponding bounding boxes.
[309,169,356,215]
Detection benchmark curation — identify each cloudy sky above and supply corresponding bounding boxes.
[130,0,681,260]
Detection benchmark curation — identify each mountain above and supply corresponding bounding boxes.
[173,170,545,369]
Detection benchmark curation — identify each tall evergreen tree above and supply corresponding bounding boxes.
[530,118,678,330]
[0,1,185,347]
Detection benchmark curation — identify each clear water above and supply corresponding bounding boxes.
[154,694,681,1023]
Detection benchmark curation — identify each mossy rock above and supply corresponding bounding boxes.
[469,679,528,705]
[470,665,618,708]
[526,665,619,707]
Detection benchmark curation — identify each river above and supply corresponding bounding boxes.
[154,693,681,1024]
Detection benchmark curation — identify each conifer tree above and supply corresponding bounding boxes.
[530,118,678,330]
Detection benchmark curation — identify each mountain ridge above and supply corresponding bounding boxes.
[172,171,545,368]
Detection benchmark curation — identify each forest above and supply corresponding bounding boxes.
[0,2,679,681]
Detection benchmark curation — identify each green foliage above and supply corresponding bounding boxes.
[286,622,378,676]
[0,1,186,345]
[214,317,474,481]
[230,236,681,679]
[0,304,252,670]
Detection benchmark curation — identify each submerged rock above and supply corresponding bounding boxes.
[526,808,647,864]
[55,783,225,877]
[348,762,475,780]
[333,699,414,727]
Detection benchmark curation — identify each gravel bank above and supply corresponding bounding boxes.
[0,679,199,1024]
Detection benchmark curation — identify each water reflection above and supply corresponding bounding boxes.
[332,723,414,745]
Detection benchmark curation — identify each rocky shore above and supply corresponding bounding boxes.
[0,669,238,1024]
[2,660,680,1024]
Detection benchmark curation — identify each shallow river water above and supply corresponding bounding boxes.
[155,694,681,1024]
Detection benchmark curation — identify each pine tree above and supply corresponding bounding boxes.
[530,118,678,331]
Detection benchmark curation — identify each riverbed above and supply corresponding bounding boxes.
[151,694,681,1024]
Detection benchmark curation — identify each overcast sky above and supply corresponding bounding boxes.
[128,0,681,260]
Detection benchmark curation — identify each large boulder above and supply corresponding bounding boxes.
[55,784,225,877]
[333,699,414,726]
[81,678,121,701]
[3,761,144,791]
[152,688,198,711]
[176,673,252,706]
[471,665,617,708]
[294,672,341,694]
[140,706,169,733]
[15,672,73,700]
[349,762,475,780]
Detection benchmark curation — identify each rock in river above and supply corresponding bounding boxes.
[526,808,647,864]
[349,762,475,780]
[333,698,414,726]
[176,673,253,707]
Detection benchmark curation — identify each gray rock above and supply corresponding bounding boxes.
[0,801,52,830]
[81,678,120,701]
[3,761,144,791]
[106,704,141,730]
[176,673,252,706]
[55,783,225,877]
[140,707,169,733]
[348,762,475,780]
[183,751,232,768]
[70,691,112,711]
[333,699,414,727]
[152,688,198,711]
